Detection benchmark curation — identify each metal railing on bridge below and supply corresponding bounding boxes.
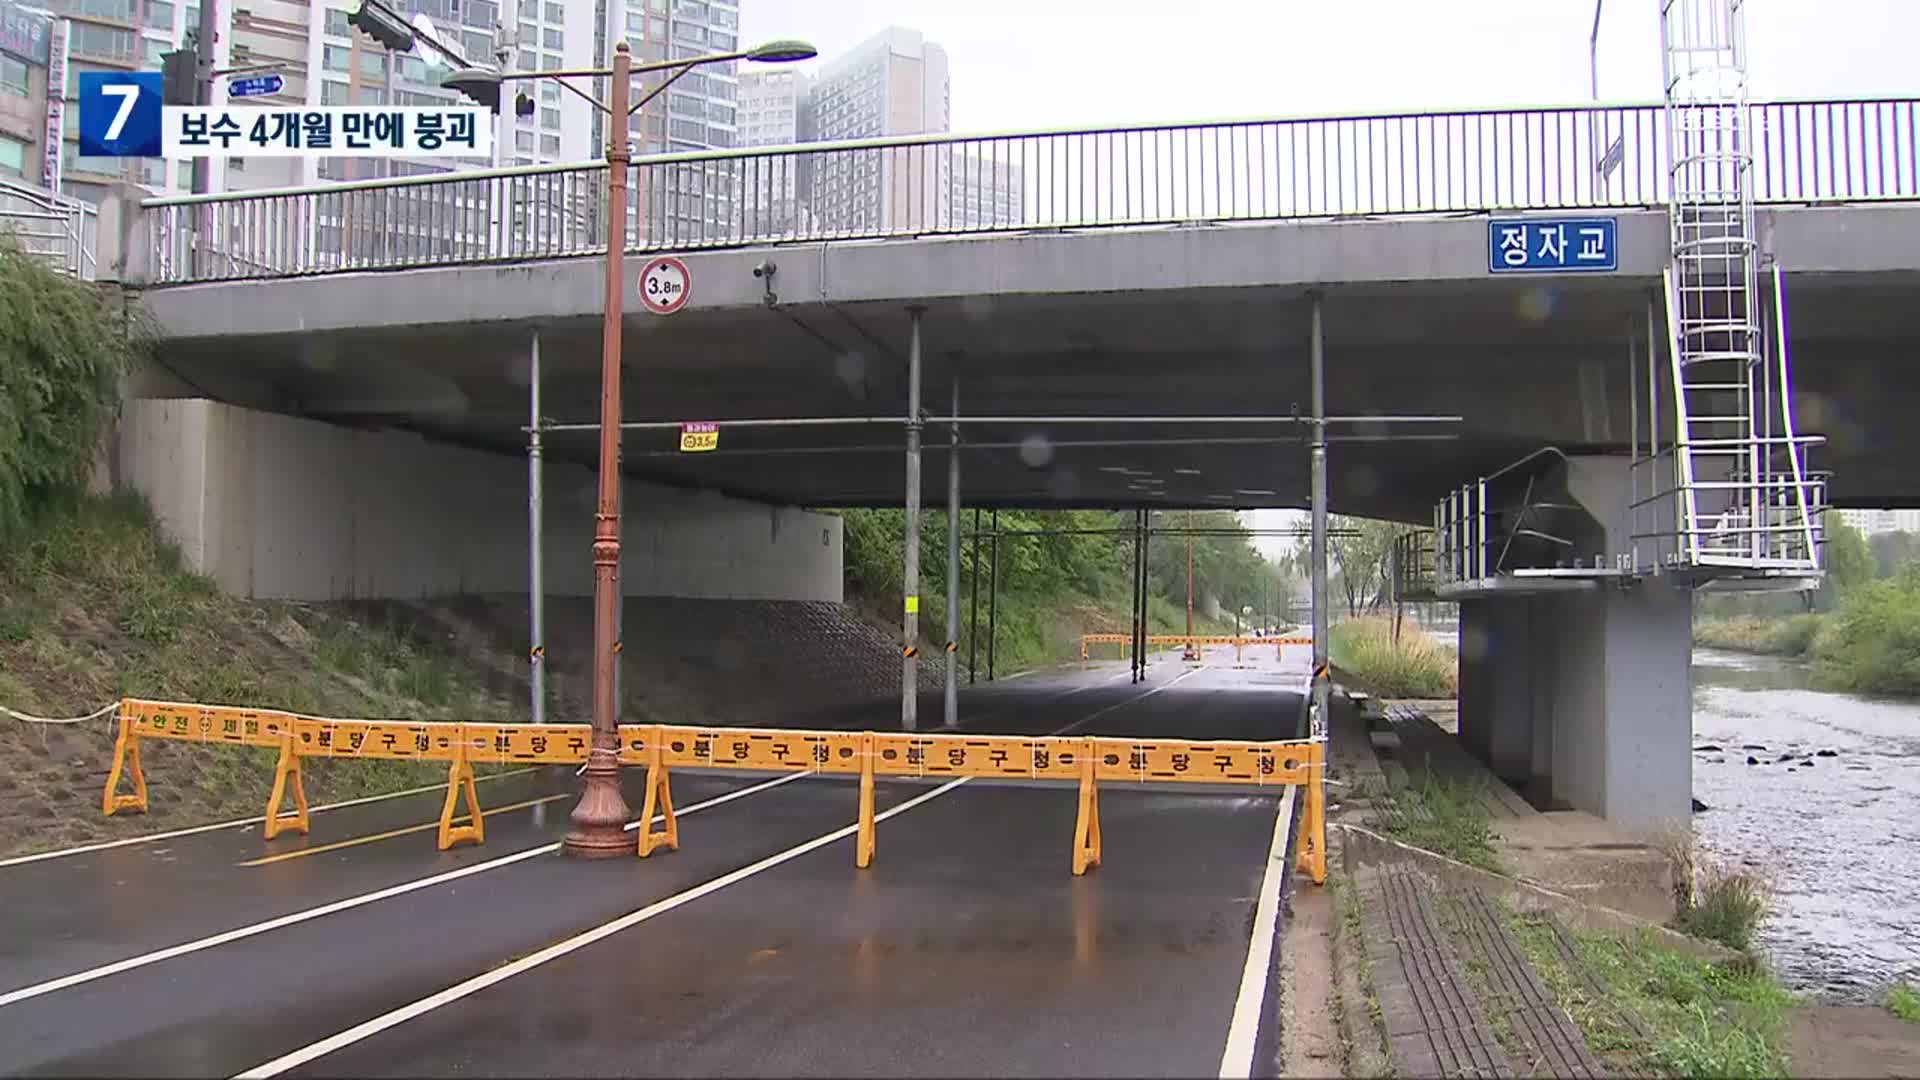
[139,96,1920,284]
[0,178,98,281]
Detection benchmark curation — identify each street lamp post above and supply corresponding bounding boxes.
[436,36,817,858]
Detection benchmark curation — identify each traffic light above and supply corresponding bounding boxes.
[347,1,415,53]
[515,91,534,118]
[160,47,196,106]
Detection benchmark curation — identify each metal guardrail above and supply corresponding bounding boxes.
[139,97,1920,284]
[0,178,99,281]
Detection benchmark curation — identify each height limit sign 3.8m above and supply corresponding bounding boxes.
[638,256,691,315]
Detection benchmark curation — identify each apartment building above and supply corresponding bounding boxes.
[33,0,597,204]
[736,64,805,234]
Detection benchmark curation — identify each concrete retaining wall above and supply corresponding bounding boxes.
[115,399,843,603]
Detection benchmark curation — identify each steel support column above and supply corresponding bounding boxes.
[1310,292,1331,740]
[968,506,981,686]
[943,376,961,729]
[1127,509,1137,681]
[902,308,926,730]
[987,508,999,681]
[528,331,546,726]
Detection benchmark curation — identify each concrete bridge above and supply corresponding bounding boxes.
[86,94,1920,830]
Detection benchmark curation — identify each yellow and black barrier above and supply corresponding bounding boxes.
[1079,633,1312,661]
[101,697,1328,882]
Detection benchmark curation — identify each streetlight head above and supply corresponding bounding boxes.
[440,65,503,110]
[746,39,817,63]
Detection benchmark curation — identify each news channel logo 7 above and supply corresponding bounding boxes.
[78,70,163,157]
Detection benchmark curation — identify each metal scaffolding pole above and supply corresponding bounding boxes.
[1139,509,1152,680]
[968,506,981,686]
[1128,510,1137,680]
[987,508,999,681]
[943,376,961,730]
[1310,292,1331,741]
[527,332,546,727]
[527,331,547,828]
[902,307,925,731]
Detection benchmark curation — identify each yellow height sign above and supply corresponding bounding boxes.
[101,698,1328,883]
[678,421,719,453]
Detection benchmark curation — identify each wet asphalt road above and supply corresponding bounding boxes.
[0,647,1309,1078]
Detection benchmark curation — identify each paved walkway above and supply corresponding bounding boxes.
[0,648,1309,1078]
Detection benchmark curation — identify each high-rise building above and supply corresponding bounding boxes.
[950,147,1021,229]
[807,26,948,232]
[0,1,58,190]
[737,65,806,234]
[595,0,740,244]
[1837,508,1920,536]
[36,0,597,205]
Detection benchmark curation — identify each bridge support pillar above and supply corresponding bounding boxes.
[1455,455,1694,829]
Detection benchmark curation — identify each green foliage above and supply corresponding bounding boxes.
[837,507,1296,671]
[1329,615,1458,698]
[1378,772,1499,871]
[1507,912,1793,1079]
[1675,864,1775,952]
[0,237,140,540]
[1810,563,1920,696]
[1869,530,1920,579]
[1886,983,1920,1024]
[1692,613,1823,657]
[1825,515,1876,596]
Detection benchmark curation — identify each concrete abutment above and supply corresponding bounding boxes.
[112,398,843,604]
[1456,455,1695,829]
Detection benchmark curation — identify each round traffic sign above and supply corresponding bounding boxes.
[637,256,691,315]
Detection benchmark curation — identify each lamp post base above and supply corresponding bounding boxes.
[562,751,632,858]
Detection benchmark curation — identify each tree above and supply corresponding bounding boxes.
[1825,515,1875,599]
[1869,530,1920,579]
[1301,516,1405,617]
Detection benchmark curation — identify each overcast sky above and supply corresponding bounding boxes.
[743,0,1919,134]
[738,0,1918,558]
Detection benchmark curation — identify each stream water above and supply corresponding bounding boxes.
[1691,648,1920,999]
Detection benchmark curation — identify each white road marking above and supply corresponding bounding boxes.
[0,772,806,1009]
[229,669,1170,1077]
[1056,663,1205,734]
[231,777,975,1080]
[1218,784,1300,1079]
[0,769,540,870]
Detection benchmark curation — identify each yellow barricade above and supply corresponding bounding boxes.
[100,698,1329,883]
[1080,633,1313,660]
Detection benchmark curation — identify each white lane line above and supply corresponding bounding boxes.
[231,776,974,1080]
[0,769,541,870]
[229,669,1161,1077]
[1217,784,1300,1079]
[0,772,806,1010]
[1056,663,1205,734]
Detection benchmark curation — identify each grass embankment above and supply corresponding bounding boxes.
[1374,771,1500,872]
[1693,613,1824,657]
[1694,564,1920,696]
[0,496,521,857]
[1509,912,1793,1078]
[1329,615,1457,698]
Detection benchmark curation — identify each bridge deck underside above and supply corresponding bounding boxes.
[143,246,1920,517]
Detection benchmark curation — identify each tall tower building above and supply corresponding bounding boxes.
[737,64,806,234]
[951,147,1021,229]
[596,0,741,244]
[807,26,947,232]
[39,0,597,205]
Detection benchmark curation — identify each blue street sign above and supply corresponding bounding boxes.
[77,70,162,157]
[1488,217,1618,273]
[227,73,284,98]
